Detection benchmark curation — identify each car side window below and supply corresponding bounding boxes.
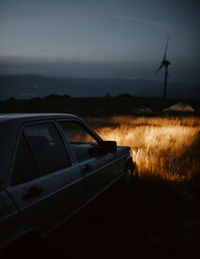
[59,121,99,162]
[24,123,71,176]
[11,136,38,186]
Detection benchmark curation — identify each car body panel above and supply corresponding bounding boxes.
[0,113,132,251]
[80,149,129,199]
[6,164,85,233]
[0,190,29,250]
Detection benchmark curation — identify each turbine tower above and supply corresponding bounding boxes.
[157,36,171,99]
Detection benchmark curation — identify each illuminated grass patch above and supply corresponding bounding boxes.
[89,116,200,181]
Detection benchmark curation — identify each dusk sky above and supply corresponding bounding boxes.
[0,0,199,84]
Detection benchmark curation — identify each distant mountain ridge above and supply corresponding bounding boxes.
[0,74,199,100]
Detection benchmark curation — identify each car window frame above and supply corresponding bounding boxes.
[57,118,103,143]
[56,118,103,163]
[7,119,74,187]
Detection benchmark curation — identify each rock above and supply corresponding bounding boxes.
[133,106,154,114]
[163,103,195,113]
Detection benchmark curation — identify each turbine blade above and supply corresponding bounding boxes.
[156,63,164,72]
[163,35,169,61]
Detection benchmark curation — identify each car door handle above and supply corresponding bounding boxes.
[22,186,43,201]
[82,163,93,173]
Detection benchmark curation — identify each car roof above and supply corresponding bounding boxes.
[0,113,79,123]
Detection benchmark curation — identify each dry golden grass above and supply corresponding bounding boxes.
[89,116,200,181]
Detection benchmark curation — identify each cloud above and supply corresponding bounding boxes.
[113,15,171,31]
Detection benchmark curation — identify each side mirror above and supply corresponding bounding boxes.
[99,141,117,154]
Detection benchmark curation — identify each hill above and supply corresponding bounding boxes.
[0,75,199,100]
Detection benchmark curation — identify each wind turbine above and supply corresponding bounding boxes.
[157,36,171,99]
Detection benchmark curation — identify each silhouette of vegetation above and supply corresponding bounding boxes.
[117,93,132,97]
[0,96,199,117]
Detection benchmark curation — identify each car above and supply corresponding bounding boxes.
[0,113,136,253]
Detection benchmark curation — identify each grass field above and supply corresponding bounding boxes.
[87,116,200,182]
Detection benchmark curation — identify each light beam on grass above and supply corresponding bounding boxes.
[93,116,200,181]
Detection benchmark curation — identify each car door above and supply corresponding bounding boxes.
[6,121,85,234]
[58,120,123,201]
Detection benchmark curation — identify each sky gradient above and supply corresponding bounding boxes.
[0,0,199,83]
